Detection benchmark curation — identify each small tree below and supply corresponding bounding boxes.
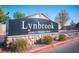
[55,10,69,30]
[0,8,9,24]
[13,11,25,19]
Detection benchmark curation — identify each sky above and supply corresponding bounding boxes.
[0,5,79,25]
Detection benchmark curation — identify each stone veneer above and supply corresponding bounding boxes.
[6,33,59,46]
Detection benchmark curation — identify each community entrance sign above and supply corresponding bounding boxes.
[8,18,58,36]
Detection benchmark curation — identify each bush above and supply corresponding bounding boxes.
[0,42,5,47]
[8,38,28,52]
[59,34,67,41]
[40,35,53,44]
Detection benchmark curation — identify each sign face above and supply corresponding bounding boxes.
[8,18,58,36]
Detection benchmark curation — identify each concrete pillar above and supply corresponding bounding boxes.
[0,23,6,35]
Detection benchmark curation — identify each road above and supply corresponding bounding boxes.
[40,40,79,53]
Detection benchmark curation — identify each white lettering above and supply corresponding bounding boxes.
[28,24,32,31]
[38,22,41,29]
[21,21,54,31]
[22,21,28,29]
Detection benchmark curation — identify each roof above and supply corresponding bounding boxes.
[8,13,58,25]
[26,13,50,20]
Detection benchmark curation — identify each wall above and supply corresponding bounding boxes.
[0,23,6,35]
[7,33,59,46]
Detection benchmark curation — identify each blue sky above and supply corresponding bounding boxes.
[0,5,79,25]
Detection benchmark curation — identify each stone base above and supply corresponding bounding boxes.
[6,33,59,46]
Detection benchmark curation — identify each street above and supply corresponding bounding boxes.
[40,40,79,53]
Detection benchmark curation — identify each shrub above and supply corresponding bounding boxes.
[41,35,53,44]
[59,34,67,41]
[8,38,28,52]
[0,42,5,47]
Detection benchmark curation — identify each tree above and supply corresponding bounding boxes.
[70,20,74,26]
[75,22,79,29]
[0,8,9,24]
[55,10,69,29]
[4,16,11,23]
[0,8,6,23]
[13,12,25,19]
[70,20,76,29]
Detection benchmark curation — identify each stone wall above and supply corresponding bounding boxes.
[6,33,59,46]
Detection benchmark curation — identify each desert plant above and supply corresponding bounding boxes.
[41,35,53,44]
[59,34,67,41]
[8,38,28,52]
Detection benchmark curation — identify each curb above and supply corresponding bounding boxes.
[0,33,5,36]
[27,37,79,53]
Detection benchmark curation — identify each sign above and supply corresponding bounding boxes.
[8,18,58,36]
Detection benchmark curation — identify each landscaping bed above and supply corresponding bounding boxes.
[0,32,79,53]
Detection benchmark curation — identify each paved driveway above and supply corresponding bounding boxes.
[40,40,79,53]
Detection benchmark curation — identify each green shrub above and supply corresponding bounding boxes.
[9,38,28,52]
[59,34,67,41]
[41,35,53,44]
